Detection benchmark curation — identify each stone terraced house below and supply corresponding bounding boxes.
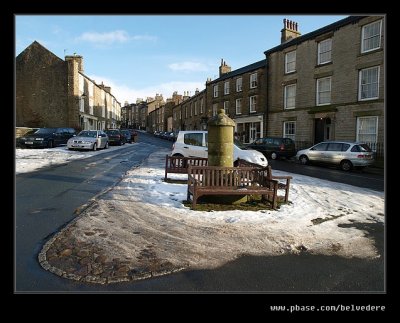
[16,41,122,131]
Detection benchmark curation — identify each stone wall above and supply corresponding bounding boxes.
[16,42,69,128]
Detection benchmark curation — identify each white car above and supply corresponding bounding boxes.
[296,141,374,171]
[67,130,109,151]
[171,130,268,167]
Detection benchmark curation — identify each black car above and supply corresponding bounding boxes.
[104,129,126,146]
[17,127,76,148]
[246,137,296,160]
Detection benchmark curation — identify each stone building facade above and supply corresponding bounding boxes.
[171,90,206,133]
[16,41,121,130]
[121,102,142,129]
[264,16,384,155]
[145,94,164,131]
[206,59,267,143]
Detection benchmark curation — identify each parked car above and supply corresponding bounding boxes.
[16,128,39,147]
[67,130,108,151]
[171,130,268,167]
[296,141,374,171]
[120,129,132,143]
[246,137,296,160]
[104,129,126,146]
[17,127,76,148]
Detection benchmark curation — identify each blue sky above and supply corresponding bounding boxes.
[16,15,347,104]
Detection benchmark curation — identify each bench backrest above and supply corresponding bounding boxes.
[188,165,269,187]
[235,159,273,178]
[166,155,208,170]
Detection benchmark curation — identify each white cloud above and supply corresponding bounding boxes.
[168,61,209,72]
[76,30,157,45]
[88,74,205,104]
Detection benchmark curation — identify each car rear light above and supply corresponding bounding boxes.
[172,143,175,150]
[279,144,285,151]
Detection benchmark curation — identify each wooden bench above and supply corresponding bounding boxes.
[187,165,278,209]
[236,159,292,203]
[165,155,208,181]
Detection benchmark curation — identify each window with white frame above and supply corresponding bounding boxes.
[283,121,296,141]
[250,73,258,88]
[89,98,94,115]
[212,103,218,116]
[236,77,242,92]
[200,98,204,113]
[359,66,379,100]
[284,84,296,109]
[318,38,332,65]
[236,98,242,114]
[185,106,188,118]
[80,96,84,112]
[88,83,94,97]
[213,85,219,97]
[361,20,382,53]
[190,103,193,117]
[194,101,198,115]
[357,116,378,143]
[102,106,105,117]
[285,50,296,73]
[224,81,230,95]
[316,77,331,105]
[224,101,229,114]
[249,96,257,113]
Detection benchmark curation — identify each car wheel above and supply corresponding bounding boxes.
[47,140,54,148]
[271,152,278,160]
[299,155,308,165]
[172,153,184,157]
[118,141,122,146]
[92,143,97,151]
[340,160,352,171]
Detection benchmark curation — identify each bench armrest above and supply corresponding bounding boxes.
[271,175,292,180]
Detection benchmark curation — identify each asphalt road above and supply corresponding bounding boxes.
[15,132,385,293]
[268,158,384,192]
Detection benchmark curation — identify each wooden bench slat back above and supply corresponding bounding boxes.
[188,165,269,188]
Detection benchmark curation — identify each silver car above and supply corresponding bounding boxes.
[296,141,374,171]
[67,130,109,151]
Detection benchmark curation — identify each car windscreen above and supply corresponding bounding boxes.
[234,139,247,149]
[78,131,97,137]
[35,128,57,134]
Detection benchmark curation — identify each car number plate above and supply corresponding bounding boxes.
[25,141,33,144]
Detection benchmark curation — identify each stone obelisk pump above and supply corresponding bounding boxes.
[207,109,235,167]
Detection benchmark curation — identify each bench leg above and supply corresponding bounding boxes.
[284,188,289,203]
[192,192,197,209]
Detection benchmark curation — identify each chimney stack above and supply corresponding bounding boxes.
[219,58,231,77]
[281,19,301,43]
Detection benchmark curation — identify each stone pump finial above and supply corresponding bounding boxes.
[208,109,235,127]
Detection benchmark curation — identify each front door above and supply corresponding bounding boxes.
[314,118,325,144]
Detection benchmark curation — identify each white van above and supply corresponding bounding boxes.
[171,130,268,167]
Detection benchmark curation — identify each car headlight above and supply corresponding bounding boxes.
[35,138,44,141]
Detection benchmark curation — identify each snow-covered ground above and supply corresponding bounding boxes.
[16,145,385,278]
